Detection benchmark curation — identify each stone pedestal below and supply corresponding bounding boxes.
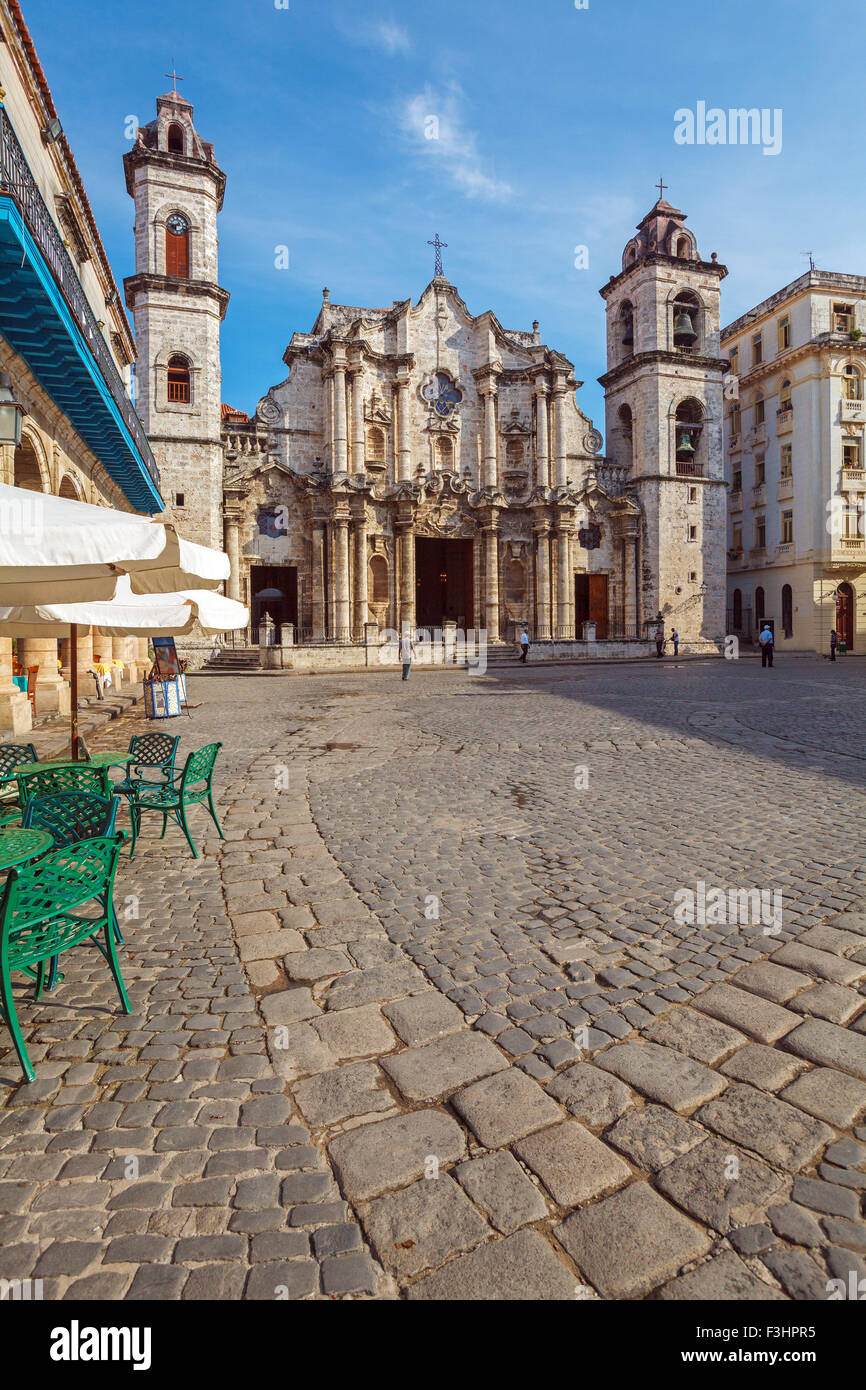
[443,619,457,665]
[279,623,295,648]
[0,638,32,734]
[16,637,70,716]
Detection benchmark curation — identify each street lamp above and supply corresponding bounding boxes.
[0,372,26,447]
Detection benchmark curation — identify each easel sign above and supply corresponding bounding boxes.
[152,636,181,677]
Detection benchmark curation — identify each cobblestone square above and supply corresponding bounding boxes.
[1,654,865,1301]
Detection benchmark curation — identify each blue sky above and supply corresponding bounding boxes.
[23,0,865,434]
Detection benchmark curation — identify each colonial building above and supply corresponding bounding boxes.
[0,0,160,731]
[722,271,866,654]
[126,92,729,662]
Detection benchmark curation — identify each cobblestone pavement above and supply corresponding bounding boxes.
[1,656,865,1300]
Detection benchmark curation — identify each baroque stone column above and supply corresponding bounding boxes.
[397,370,412,482]
[555,520,575,639]
[223,497,244,603]
[333,515,351,643]
[16,637,69,714]
[333,353,349,473]
[351,363,366,476]
[553,374,569,488]
[533,519,551,641]
[353,509,368,640]
[311,522,327,641]
[397,518,416,631]
[616,515,641,636]
[483,523,500,640]
[534,380,550,489]
[481,382,499,490]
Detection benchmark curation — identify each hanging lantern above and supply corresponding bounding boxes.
[673,310,697,344]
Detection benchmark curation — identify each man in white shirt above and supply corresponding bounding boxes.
[400,628,416,681]
[519,628,530,664]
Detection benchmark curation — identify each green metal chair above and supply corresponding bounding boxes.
[0,834,130,1082]
[129,742,224,859]
[0,743,38,827]
[16,763,110,809]
[111,734,180,852]
[23,791,123,949]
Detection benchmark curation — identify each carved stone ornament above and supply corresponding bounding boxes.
[578,522,602,550]
[584,429,603,454]
[258,394,281,425]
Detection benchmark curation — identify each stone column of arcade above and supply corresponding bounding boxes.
[533,522,551,641]
[334,517,351,643]
[0,444,31,731]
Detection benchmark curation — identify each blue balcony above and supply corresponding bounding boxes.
[0,106,162,513]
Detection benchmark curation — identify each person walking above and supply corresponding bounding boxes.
[671,628,680,657]
[829,628,838,662]
[758,622,774,668]
[399,628,416,681]
[519,627,530,664]
[655,626,665,658]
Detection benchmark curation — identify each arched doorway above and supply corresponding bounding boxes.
[836,582,855,650]
[13,437,45,491]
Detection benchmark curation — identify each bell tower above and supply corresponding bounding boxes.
[599,191,728,647]
[123,85,229,551]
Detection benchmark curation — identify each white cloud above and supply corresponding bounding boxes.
[399,83,513,203]
[335,16,411,55]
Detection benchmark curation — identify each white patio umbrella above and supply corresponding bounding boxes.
[0,482,230,604]
[0,581,247,757]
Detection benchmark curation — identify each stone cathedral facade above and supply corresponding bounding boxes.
[125,90,728,661]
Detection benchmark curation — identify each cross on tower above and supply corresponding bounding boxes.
[656,177,668,200]
[165,66,184,94]
[428,233,448,278]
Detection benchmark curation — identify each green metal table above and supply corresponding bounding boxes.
[30,753,131,772]
[0,827,53,871]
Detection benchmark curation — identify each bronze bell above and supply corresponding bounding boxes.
[676,429,695,455]
[674,310,697,344]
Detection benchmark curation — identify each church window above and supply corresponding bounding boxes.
[754,394,765,426]
[752,332,763,366]
[782,584,793,637]
[842,365,862,400]
[369,554,388,604]
[672,292,699,350]
[167,123,185,155]
[781,510,793,544]
[675,398,703,474]
[779,379,793,411]
[676,236,690,258]
[687,524,698,542]
[174,492,185,508]
[436,435,455,470]
[620,301,634,352]
[167,355,191,403]
[778,315,791,350]
[617,404,633,469]
[166,212,190,277]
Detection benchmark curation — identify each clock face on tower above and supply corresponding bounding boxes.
[166,213,189,236]
[421,371,462,419]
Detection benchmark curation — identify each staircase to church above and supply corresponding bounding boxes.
[202,646,261,673]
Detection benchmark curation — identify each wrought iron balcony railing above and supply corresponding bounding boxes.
[0,106,159,492]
